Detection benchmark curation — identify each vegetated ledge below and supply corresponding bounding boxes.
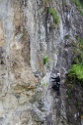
[64,37,83,121]
[66,38,83,86]
[72,0,83,15]
[67,64,83,86]
[49,8,60,25]
[65,64,83,125]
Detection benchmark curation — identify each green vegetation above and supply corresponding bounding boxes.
[42,82,48,87]
[72,0,83,15]
[68,64,83,80]
[43,55,49,65]
[64,35,70,39]
[65,38,83,116]
[73,38,83,64]
[49,8,60,24]
[67,38,83,86]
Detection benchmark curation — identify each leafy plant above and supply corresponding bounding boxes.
[68,64,83,80]
[64,35,70,39]
[42,82,48,87]
[72,0,83,15]
[43,55,49,65]
[67,38,83,86]
[73,38,83,64]
[49,8,60,24]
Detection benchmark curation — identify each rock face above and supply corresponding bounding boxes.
[66,80,83,125]
[0,0,83,125]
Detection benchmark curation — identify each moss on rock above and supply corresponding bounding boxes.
[49,8,60,24]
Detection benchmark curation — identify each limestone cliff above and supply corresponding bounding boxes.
[0,0,83,125]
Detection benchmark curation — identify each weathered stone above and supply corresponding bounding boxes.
[0,21,5,47]
[0,0,83,125]
[2,94,18,110]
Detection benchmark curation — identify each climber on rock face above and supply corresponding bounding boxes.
[51,73,61,96]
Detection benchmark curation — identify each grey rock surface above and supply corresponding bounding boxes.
[0,0,83,125]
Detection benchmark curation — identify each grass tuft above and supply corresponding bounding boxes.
[43,56,49,65]
[68,64,83,80]
[72,0,83,15]
[49,8,60,24]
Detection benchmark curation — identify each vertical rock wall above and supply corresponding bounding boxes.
[0,0,83,125]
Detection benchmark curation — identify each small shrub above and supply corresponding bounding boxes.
[72,0,83,15]
[42,83,48,87]
[43,56,49,65]
[65,35,70,39]
[67,38,83,86]
[49,8,60,24]
[72,38,83,64]
[68,64,83,82]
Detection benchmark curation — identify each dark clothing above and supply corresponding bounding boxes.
[52,84,59,91]
[51,76,60,96]
[51,76,60,83]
